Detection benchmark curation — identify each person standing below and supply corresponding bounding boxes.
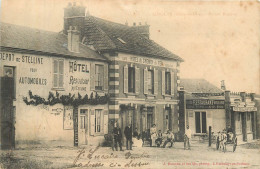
[184,125,192,150]
[150,124,157,147]
[124,124,133,150]
[113,123,123,151]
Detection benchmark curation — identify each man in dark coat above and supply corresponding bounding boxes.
[113,123,123,151]
[124,124,133,150]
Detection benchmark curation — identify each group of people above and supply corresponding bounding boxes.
[217,125,235,151]
[150,124,175,148]
[112,122,193,151]
[112,122,142,151]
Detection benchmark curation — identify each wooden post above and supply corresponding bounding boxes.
[209,126,212,147]
[73,106,78,146]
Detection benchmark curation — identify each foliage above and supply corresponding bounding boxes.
[23,90,109,107]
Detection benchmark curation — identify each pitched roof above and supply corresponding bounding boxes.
[0,22,106,61]
[83,16,183,61]
[180,79,223,93]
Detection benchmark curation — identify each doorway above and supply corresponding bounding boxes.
[78,109,88,145]
[1,66,16,149]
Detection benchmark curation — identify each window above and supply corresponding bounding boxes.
[95,109,103,133]
[53,59,64,88]
[80,116,85,129]
[95,64,104,90]
[165,72,171,95]
[195,112,206,133]
[148,70,154,94]
[128,67,135,93]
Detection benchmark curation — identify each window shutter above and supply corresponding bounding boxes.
[103,110,108,134]
[104,64,108,91]
[144,68,148,94]
[59,60,64,88]
[90,63,95,91]
[135,67,140,94]
[154,69,158,95]
[161,70,165,95]
[124,65,128,93]
[90,110,95,135]
[53,60,58,88]
[171,71,175,96]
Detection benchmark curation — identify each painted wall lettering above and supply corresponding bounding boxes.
[69,61,89,73]
[22,55,43,64]
[0,52,44,64]
[69,76,89,85]
[0,53,15,61]
[19,77,47,85]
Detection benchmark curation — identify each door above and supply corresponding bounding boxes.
[78,109,88,145]
[195,112,207,134]
[1,66,15,149]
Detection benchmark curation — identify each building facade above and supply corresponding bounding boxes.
[0,22,109,149]
[179,79,257,143]
[178,79,226,140]
[1,2,184,149]
[225,91,257,142]
[62,3,184,144]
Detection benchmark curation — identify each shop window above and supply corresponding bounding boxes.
[53,59,64,88]
[195,112,206,133]
[95,109,103,133]
[148,70,154,94]
[165,72,171,95]
[95,64,104,90]
[128,67,135,93]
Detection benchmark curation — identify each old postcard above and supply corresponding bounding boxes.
[0,0,259,168]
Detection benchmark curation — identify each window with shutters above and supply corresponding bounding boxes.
[95,64,104,90]
[165,72,171,95]
[148,70,154,94]
[53,59,64,89]
[128,67,135,93]
[95,109,103,133]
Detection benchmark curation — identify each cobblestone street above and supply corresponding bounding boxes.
[0,140,259,169]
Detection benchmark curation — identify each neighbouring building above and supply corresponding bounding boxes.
[254,94,260,139]
[0,22,109,149]
[225,91,257,142]
[178,79,226,140]
[179,79,257,143]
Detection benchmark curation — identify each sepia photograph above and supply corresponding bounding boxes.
[0,0,259,168]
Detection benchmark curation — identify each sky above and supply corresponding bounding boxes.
[1,0,259,93]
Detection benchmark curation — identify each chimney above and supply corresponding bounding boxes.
[64,2,85,40]
[68,26,80,53]
[221,80,226,90]
[131,22,150,39]
[240,92,246,102]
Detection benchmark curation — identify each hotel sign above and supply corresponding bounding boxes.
[186,99,225,109]
[233,107,257,112]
